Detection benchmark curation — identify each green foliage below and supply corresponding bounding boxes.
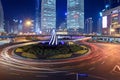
[22,52,37,59]
[48,54,72,59]
[19,42,89,59]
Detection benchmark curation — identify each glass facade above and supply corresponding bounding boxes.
[67,0,84,33]
[0,0,4,32]
[35,0,40,34]
[41,0,56,33]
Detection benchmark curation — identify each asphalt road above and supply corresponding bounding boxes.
[0,41,120,80]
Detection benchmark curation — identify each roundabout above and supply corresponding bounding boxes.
[0,40,111,80]
[0,40,102,74]
[0,30,109,80]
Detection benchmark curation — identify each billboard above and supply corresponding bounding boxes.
[102,16,107,28]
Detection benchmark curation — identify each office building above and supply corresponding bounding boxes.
[0,0,5,32]
[85,18,93,34]
[35,0,40,34]
[102,6,120,35]
[67,0,84,33]
[97,17,102,35]
[41,0,56,34]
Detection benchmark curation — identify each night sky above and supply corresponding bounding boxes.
[1,0,105,29]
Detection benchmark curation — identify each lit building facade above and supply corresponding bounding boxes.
[0,0,5,32]
[67,0,84,33]
[102,6,120,35]
[97,17,102,35]
[41,0,56,34]
[18,20,23,33]
[35,0,40,34]
[85,18,93,34]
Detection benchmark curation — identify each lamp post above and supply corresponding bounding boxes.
[23,20,34,33]
[25,20,32,27]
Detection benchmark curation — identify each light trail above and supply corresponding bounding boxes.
[0,38,105,74]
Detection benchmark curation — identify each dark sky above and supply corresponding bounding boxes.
[1,0,105,28]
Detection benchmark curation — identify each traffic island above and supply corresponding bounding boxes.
[14,41,89,60]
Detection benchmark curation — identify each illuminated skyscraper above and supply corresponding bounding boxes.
[35,0,40,34]
[0,0,5,32]
[41,0,56,33]
[67,0,84,33]
[85,18,93,34]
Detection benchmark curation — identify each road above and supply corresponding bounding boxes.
[0,41,120,80]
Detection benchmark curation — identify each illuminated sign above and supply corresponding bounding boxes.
[112,10,118,14]
[111,14,118,17]
[102,16,107,28]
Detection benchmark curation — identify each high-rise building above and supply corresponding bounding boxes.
[18,20,23,33]
[85,18,93,34]
[35,0,40,34]
[0,0,5,32]
[97,17,102,35]
[41,0,56,34]
[102,6,120,35]
[67,0,84,33]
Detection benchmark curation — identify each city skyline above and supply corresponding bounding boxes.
[1,0,105,30]
[0,1,120,80]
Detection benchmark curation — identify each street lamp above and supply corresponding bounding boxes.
[24,20,33,27]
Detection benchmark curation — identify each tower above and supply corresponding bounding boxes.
[85,18,93,34]
[67,0,84,33]
[35,0,40,34]
[41,0,56,34]
[0,0,5,32]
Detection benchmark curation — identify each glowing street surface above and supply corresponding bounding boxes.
[0,40,120,80]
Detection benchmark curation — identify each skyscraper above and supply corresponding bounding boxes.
[67,0,84,33]
[41,0,56,34]
[35,0,40,34]
[85,18,93,34]
[97,17,102,35]
[0,0,5,32]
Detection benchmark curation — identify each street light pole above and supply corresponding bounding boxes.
[76,73,79,80]
[110,25,112,35]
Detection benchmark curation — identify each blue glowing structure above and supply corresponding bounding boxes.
[0,0,4,32]
[49,29,58,45]
[99,12,102,17]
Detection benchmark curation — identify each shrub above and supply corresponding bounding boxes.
[48,54,72,59]
[22,52,37,59]
[19,42,89,59]
[15,48,23,52]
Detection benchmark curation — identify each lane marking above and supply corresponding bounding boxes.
[101,61,105,64]
[111,65,120,73]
